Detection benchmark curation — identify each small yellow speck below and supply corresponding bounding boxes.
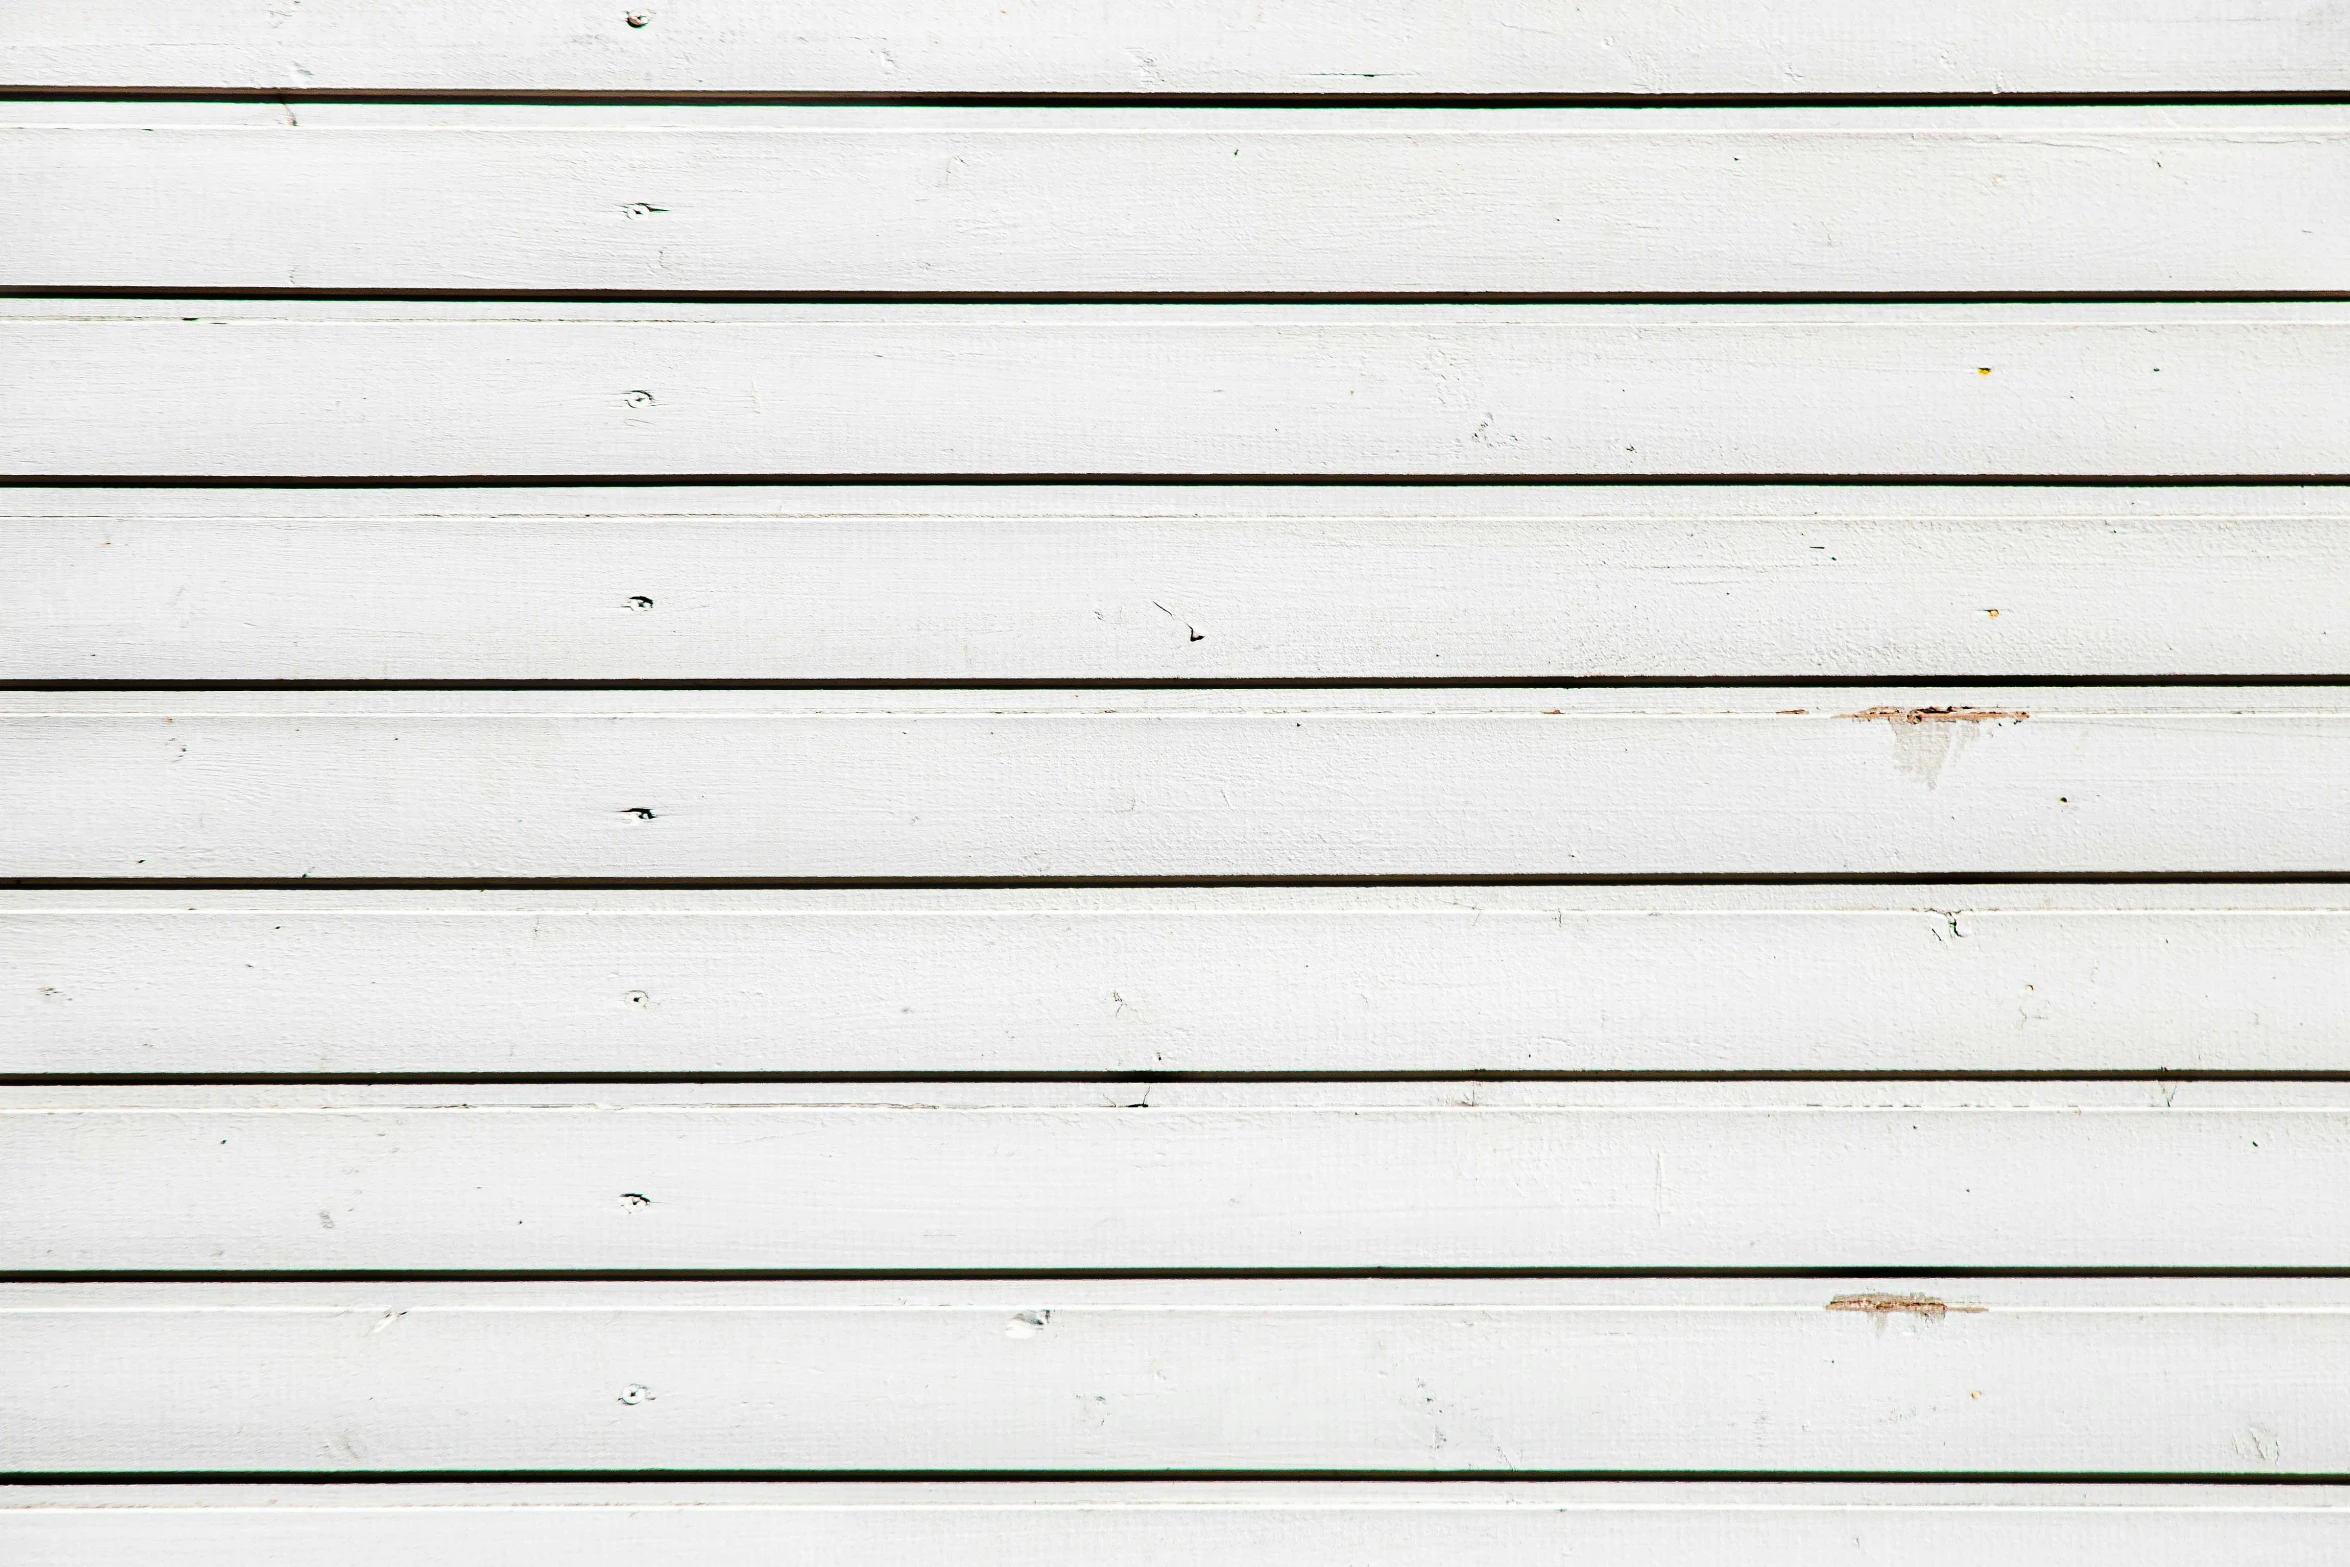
[1984,608,1999,618]
[1976,367,1993,376]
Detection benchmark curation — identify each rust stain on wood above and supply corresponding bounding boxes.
[1838,706,2028,725]
[1827,1292,1988,1320]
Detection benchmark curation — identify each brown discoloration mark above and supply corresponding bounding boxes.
[1841,707,2027,789]
[1827,1293,1987,1320]
[1840,706,2028,726]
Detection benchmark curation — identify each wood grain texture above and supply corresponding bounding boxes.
[12,107,2348,294]
[6,304,2346,478]
[7,1280,2348,1474]
[4,689,2346,879]
[11,1482,2350,1565]
[2,1,2340,95]
[12,887,2350,1076]
[13,486,2350,681]
[9,1083,2350,1271]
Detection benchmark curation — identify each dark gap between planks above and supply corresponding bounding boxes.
[8,474,2348,489]
[11,874,2350,891]
[12,1467,2350,1484]
[8,88,2350,107]
[9,677,2350,692]
[17,1070,2350,1087]
[9,289,2350,305]
[15,1267,2350,1283]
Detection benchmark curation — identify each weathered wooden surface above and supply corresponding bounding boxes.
[12,887,2349,1076]
[11,107,2347,294]
[8,1281,2348,1474]
[8,305,2347,478]
[10,1483,2350,1565]
[15,0,2346,1525]
[4,1,2340,95]
[6,689,2347,879]
[7,1083,2349,1271]
[13,487,2349,681]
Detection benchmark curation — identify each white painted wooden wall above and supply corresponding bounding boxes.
[2,3,2346,1559]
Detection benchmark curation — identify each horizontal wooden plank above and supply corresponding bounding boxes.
[5,304,2345,478]
[12,887,2350,1075]
[7,1280,2348,1473]
[12,1483,2350,1566]
[11,108,2349,293]
[11,486,2349,681]
[2,1,2340,95]
[9,1084,2350,1270]
[4,690,2347,878]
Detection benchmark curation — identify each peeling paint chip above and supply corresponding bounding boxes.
[1839,706,2028,725]
[1827,1292,1987,1319]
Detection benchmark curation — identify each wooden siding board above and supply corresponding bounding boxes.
[8,1084,2350,1270]
[9,888,2350,1076]
[3,1,2343,96]
[4,689,2347,879]
[11,488,2350,681]
[7,305,2348,478]
[10,1482,2350,1564]
[7,109,2348,294]
[6,1280,2349,1474]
